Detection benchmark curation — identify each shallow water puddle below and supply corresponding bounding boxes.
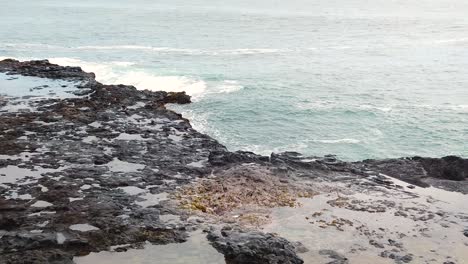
[135,192,168,208]
[263,181,468,264]
[69,224,100,232]
[187,159,207,168]
[5,192,32,200]
[118,185,169,208]
[73,230,225,264]
[82,135,99,144]
[104,158,145,172]
[118,186,146,195]
[168,134,183,143]
[114,133,151,141]
[0,72,85,112]
[0,73,79,97]
[0,165,65,186]
[30,200,53,208]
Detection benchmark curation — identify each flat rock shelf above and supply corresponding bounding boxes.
[0,59,467,264]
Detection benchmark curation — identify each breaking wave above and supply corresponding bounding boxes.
[46,57,245,100]
[48,58,207,97]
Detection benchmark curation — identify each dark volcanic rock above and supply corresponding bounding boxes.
[0,249,74,264]
[208,150,269,166]
[0,59,226,262]
[380,251,413,264]
[318,249,349,264]
[413,156,468,181]
[1,58,467,263]
[163,91,191,104]
[207,227,304,264]
[357,156,468,192]
[357,158,430,187]
[0,59,95,81]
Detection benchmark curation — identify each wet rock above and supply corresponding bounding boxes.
[163,91,191,104]
[357,158,429,187]
[413,156,468,181]
[207,227,304,264]
[357,156,468,192]
[0,200,27,211]
[292,241,309,253]
[394,210,408,217]
[380,251,413,263]
[318,249,349,264]
[0,232,59,253]
[0,249,74,264]
[208,150,268,166]
[388,239,403,248]
[0,215,23,230]
[369,239,384,248]
[270,152,330,170]
[0,59,95,81]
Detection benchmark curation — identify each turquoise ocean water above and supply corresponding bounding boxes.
[1,0,467,160]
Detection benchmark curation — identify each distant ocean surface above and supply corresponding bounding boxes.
[1,0,467,160]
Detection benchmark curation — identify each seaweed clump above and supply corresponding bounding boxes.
[175,165,316,216]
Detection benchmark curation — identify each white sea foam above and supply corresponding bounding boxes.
[75,45,198,54]
[307,46,354,51]
[115,72,207,96]
[4,54,285,106]
[358,104,392,112]
[0,43,64,50]
[74,45,286,55]
[48,58,207,97]
[111,61,136,66]
[454,104,468,111]
[75,45,153,51]
[312,138,361,144]
[3,42,291,56]
[411,104,468,113]
[212,80,243,94]
[49,57,120,80]
[220,48,282,55]
[435,38,468,44]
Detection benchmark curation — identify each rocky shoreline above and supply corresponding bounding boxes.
[0,59,467,264]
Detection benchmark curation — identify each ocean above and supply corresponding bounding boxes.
[1,0,467,160]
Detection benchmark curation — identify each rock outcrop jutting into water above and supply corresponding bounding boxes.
[0,59,467,264]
